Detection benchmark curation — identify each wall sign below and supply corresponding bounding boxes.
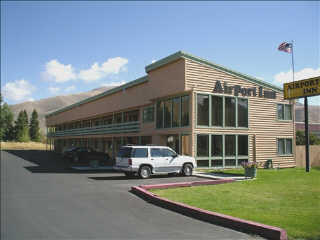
[213,81,276,99]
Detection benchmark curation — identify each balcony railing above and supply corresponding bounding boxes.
[47,121,140,137]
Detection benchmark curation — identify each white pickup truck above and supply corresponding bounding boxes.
[115,145,197,179]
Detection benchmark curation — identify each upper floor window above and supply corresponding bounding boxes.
[277,104,292,120]
[197,94,248,128]
[124,110,139,122]
[143,106,154,123]
[156,95,190,129]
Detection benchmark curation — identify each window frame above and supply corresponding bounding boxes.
[196,93,249,129]
[196,133,249,168]
[277,138,293,156]
[156,95,190,129]
[132,148,149,158]
[142,105,154,123]
[277,103,292,121]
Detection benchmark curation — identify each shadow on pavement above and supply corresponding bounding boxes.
[5,150,117,174]
[89,173,180,181]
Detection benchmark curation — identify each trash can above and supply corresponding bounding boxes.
[265,159,273,169]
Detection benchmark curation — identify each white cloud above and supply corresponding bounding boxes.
[2,79,36,102]
[101,81,127,87]
[48,87,60,94]
[44,59,76,83]
[27,98,35,102]
[78,57,128,82]
[64,85,76,92]
[151,59,156,63]
[273,67,320,85]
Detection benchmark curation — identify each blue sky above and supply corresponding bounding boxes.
[1,1,319,105]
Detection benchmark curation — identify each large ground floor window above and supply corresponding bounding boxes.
[196,134,249,168]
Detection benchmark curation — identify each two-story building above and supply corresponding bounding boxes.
[46,51,295,168]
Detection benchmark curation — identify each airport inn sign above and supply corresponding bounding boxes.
[213,80,277,99]
[284,76,320,99]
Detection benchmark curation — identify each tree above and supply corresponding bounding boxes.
[0,96,14,141]
[296,130,320,145]
[14,110,30,142]
[29,109,41,142]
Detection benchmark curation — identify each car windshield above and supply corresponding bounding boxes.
[117,147,132,158]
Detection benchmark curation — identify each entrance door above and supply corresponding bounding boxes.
[181,134,191,156]
[167,135,180,154]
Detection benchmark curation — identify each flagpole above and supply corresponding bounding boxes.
[291,40,295,82]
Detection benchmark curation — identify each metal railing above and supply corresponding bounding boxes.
[47,121,140,137]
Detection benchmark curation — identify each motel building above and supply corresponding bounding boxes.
[46,51,295,168]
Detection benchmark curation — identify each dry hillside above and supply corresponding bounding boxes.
[295,103,320,123]
[9,86,113,134]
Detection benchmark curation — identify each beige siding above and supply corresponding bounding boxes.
[186,59,295,167]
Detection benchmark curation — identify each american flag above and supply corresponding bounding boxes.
[278,42,292,53]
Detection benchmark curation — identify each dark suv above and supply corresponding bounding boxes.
[62,147,110,166]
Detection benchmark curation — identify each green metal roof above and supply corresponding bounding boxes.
[145,51,283,92]
[45,75,149,118]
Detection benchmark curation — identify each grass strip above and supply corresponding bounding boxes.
[152,168,320,240]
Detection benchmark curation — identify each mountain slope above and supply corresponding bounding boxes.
[9,86,113,134]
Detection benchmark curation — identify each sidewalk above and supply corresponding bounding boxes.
[193,171,249,180]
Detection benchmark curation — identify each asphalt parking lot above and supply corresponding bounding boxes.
[1,150,264,240]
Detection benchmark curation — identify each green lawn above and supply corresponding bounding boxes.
[151,168,320,240]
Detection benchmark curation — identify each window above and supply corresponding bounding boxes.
[277,104,292,120]
[196,134,249,168]
[117,147,132,158]
[238,98,248,127]
[181,95,189,126]
[225,135,236,156]
[143,106,154,123]
[225,97,236,127]
[151,148,162,157]
[278,138,293,155]
[132,148,148,158]
[284,105,292,120]
[114,113,122,124]
[238,135,248,156]
[196,94,248,128]
[156,95,189,129]
[124,110,139,122]
[103,115,113,125]
[197,94,209,126]
[164,100,172,128]
[211,135,222,156]
[211,96,223,126]
[197,135,209,157]
[156,101,164,128]
[172,97,181,127]
[161,149,176,157]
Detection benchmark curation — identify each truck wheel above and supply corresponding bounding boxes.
[139,166,151,179]
[182,164,193,176]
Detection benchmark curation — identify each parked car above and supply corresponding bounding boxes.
[115,145,197,178]
[62,147,110,166]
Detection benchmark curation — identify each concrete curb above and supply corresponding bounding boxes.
[131,180,287,240]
